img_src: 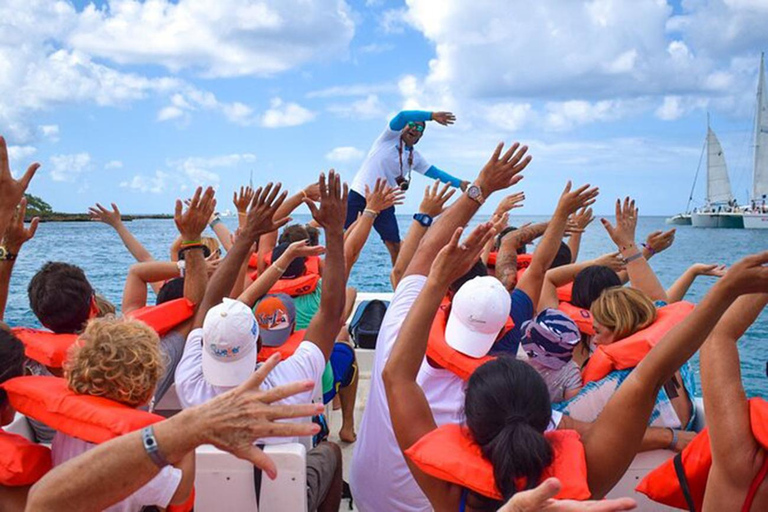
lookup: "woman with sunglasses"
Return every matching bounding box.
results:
[347,110,469,265]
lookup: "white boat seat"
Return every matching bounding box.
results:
[6,413,35,441]
[194,443,307,512]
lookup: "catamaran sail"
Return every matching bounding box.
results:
[744,52,768,228]
[706,128,733,204]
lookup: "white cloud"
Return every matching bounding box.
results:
[484,103,534,132]
[120,171,170,194]
[260,98,315,128]
[170,153,257,185]
[326,146,365,162]
[306,83,396,99]
[328,94,386,119]
[157,90,256,126]
[39,125,60,142]
[49,152,92,182]
[69,0,355,78]
[358,43,394,55]
[105,160,123,169]
[7,146,37,173]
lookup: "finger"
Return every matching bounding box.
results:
[240,352,282,391]
[270,190,288,215]
[318,173,327,201]
[615,198,621,220]
[190,186,203,209]
[237,446,278,480]
[489,142,504,162]
[265,183,282,206]
[562,181,573,195]
[259,378,316,404]
[341,182,349,205]
[96,203,109,214]
[174,199,183,222]
[512,477,561,509]
[271,216,292,231]
[447,227,463,250]
[264,403,326,421]
[501,142,521,163]
[259,183,274,206]
[304,198,320,217]
[601,218,615,235]
[0,136,8,175]
[28,217,40,238]
[588,497,638,511]
[442,188,456,202]
[17,198,27,223]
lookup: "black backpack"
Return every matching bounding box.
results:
[349,299,389,349]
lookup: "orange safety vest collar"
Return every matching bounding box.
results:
[257,329,307,362]
[581,301,695,384]
[405,424,590,501]
[0,430,52,486]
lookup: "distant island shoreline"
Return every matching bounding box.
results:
[21,193,173,222]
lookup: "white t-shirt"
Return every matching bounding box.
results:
[350,275,564,512]
[174,329,326,444]
[350,125,431,196]
[52,432,182,512]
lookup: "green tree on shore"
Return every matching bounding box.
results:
[24,194,53,216]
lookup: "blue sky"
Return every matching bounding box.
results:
[2,0,767,215]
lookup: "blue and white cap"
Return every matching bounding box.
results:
[202,298,259,387]
[521,308,580,370]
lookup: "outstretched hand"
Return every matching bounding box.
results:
[285,239,326,260]
[692,263,727,278]
[197,353,323,479]
[0,136,39,223]
[719,251,768,297]
[601,197,638,251]
[419,180,456,217]
[570,207,594,230]
[3,198,39,253]
[645,229,675,256]
[233,186,255,214]
[304,170,348,233]
[242,183,290,242]
[499,478,637,512]
[88,203,123,227]
[593,252,626,273]
[495,191,526,215]
[556,182,599,219]
[477,142,532,196]
[429,222,496,286]
[365,178,405,213]
[431,111,456,126]
[175,186,216,241]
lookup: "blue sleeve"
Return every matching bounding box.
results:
[424,165,463,188]
[490,289,533,356]
[389,110,433,131]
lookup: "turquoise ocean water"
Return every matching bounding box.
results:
[3,215,767,397]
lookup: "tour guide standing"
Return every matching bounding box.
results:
[347,110,467,263]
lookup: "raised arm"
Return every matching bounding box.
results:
[601,197,668,303]
[192,184,289,329]
[567,207,594,263]
[390,180,455,289]
[537,252,625,311]
[121,262,183,313]
[89,203,155,263]
[25,355,323,512]
[383,224,494,510]
[0,198,38,321]
[238,241,325,307]
[0,136,39,238]
[303,171,348,360]
[344,179,403,279]
[516,183,599,311]
[389,110,443,131]
[666,263,726,303]
[405,141,532,278]
[700,293,768,486]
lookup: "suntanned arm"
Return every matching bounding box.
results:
[537,252,624,311]
[192,184,290,329]
[303,172,347,361]
[121,262,181,314]
[24,358,323,512]
[0,198,38,321]
[88,203,156,267]
[515,183,598,311]
[700,294,768,493]
[209,218,233,252]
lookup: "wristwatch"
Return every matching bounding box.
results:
[413,213,433,227]
[466,184,485,205]
[0,246,17,261]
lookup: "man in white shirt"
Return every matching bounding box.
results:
[175,175,349,512]
[347,110,467,264]
[350,141,539,511]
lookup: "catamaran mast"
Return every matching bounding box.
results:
[754,52,766,201]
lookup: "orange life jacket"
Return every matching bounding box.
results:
[487,252,532,269]
[249,255,322,296]
[126,298,195,336]
[637,398,768,511]
[1,376,163,444]
[0,430,52,486]
[12,328,78,368]
[557,302,595,337]
[425,301,514,382]
[581,301,695,384]
[405,424,590,501]
[257,329,307,362]
[248,252,268,269]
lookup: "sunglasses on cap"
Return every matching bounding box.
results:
[407,121,425,132]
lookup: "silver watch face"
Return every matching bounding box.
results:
[468,185,481,199]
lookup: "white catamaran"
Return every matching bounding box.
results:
[690,121,743,228]
[743,52,768,229]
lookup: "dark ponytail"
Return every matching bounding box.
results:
[465,356,553,503]
[571,265,621,310]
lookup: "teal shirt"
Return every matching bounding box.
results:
[294,282,322,330]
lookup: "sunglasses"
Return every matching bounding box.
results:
[407,122,425,132]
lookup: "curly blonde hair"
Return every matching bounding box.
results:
[65,317,163,407]
[591,287,657,341]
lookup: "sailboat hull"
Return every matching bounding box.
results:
[744,213,768,229]
[666,214,692,225]
[691,212,744,228]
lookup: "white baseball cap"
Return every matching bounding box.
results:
[202,298,259,387]
[445,276,511,358]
